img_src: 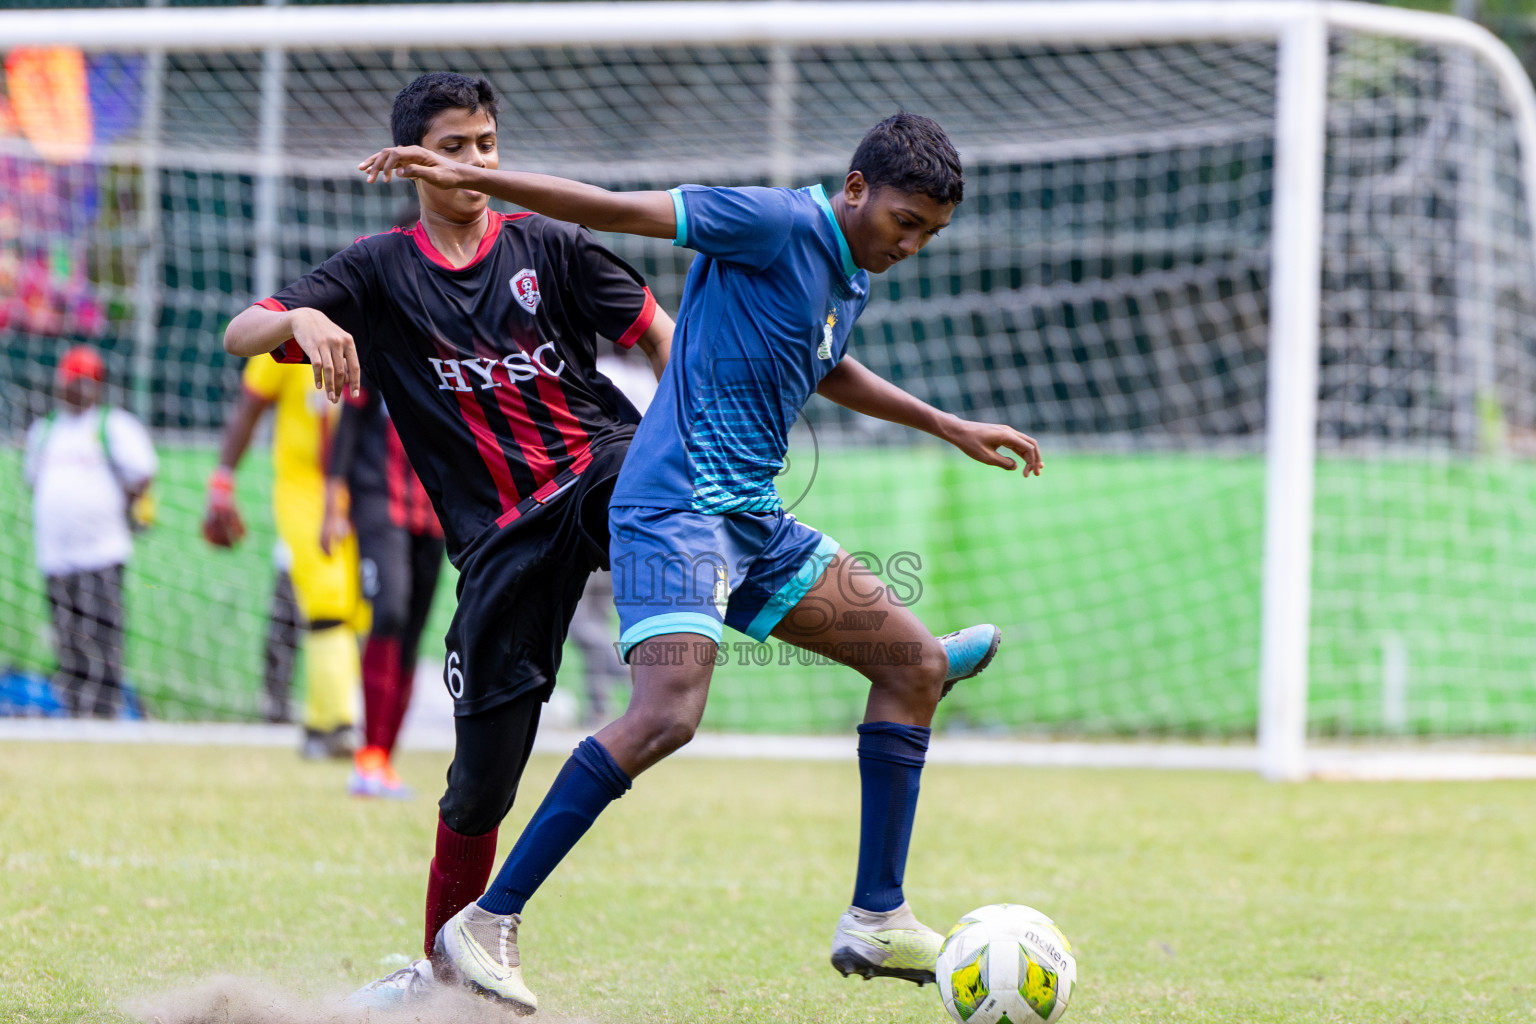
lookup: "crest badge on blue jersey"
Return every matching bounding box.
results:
[818,308,837,360]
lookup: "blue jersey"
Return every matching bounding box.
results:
[611,184,870,514]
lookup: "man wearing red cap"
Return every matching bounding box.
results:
[22,345,158,717]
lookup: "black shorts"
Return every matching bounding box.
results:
[443,440,626,715]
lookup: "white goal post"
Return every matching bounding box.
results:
[4,2,1536,780]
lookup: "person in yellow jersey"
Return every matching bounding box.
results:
[203,355,367,758]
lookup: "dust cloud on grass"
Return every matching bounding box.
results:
[126,975,594,1024]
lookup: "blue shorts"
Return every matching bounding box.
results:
[610,504,840,662]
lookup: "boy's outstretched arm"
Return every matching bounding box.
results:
[358,146,676,239]
[224,305,361,403]
[816,356,1042,477]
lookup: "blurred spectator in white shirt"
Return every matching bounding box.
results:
[23,345,157,717]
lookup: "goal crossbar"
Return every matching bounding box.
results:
[0,1,1510,54]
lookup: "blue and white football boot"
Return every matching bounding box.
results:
[344,958,439,1010]
[939,624,1001,696]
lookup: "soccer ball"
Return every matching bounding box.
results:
[936,904,1076,1024]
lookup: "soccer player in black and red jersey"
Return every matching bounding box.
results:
[222,72,673,1005]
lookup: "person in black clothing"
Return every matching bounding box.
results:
[322,385,446,798]
[222,72,672,1001]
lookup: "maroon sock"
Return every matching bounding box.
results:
[361,635,402,751]
[381,657,417,757]
[424,817,499,959]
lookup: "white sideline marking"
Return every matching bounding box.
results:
[0,718,1259,769]
[0,719,308,747]
[4,719,1536,780]
[1307,750,1536,782]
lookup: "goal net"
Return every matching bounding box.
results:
[2,2,1535,776]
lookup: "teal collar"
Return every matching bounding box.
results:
[807,183,860,280]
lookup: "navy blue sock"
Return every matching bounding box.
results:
[852,721,931,913]
[477,737,631,916]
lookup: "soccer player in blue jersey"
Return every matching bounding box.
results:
[360,112,1041,1010]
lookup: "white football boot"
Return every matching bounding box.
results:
[830,901,944,985]
[433,902,538,1014]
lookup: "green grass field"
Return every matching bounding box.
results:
[4,742,1536,1023]
[7,442,1536,736]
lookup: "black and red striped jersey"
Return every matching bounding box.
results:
[261,211,657,564]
